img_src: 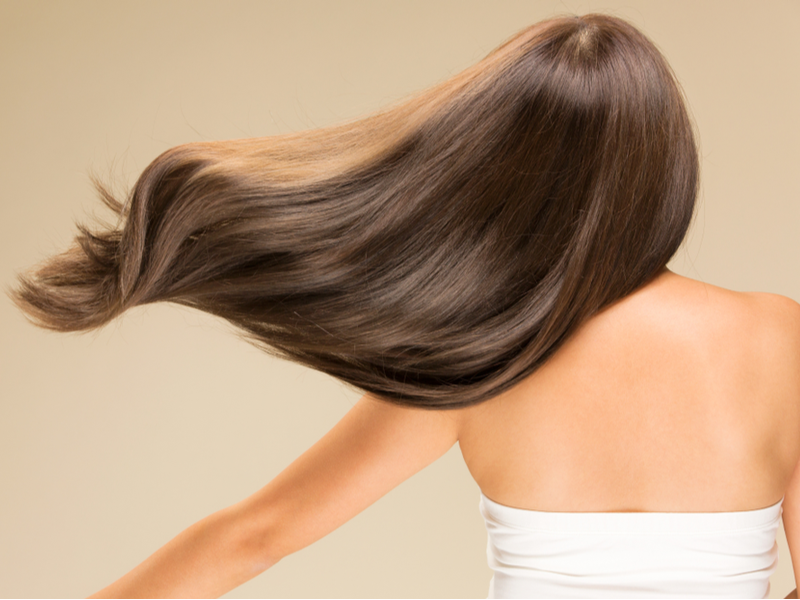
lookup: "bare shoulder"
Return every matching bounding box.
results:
[737,291,800,355]
[583,272,800,388]
[741,290,800,323]
[685,283,800,402]
[650,273,800,342]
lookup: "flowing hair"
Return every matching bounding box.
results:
[11,14,699,409]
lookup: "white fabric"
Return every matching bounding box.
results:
[480,492,783,598]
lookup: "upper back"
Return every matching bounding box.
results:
[456,269,800,513]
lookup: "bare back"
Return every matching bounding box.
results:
[457,269,800,513]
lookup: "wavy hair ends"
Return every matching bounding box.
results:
[12,14,699,409]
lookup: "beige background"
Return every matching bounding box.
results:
[1,0,798,597]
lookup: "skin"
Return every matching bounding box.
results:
[89,269,800,598]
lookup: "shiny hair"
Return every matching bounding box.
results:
[11,14,698,409]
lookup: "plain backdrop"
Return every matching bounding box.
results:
[1,0,798,597]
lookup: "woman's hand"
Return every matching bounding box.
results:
[89,394,461,598]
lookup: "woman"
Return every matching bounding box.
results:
[11,12,800,598]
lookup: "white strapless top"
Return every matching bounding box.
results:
[479,493,783,598]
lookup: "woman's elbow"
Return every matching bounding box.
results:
[221,502,287,573]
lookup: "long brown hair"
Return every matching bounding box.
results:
[11,14,698,409]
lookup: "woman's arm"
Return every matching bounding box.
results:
[778,296,800,600]
[88,504,270,599]
[89,394,461,598]
[783,454,800,600]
